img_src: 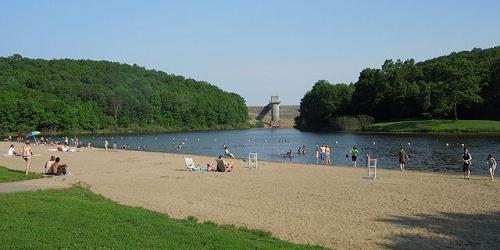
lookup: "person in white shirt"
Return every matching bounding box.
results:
[7,144,17,156]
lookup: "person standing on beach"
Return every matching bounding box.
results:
[398,148,409,171]
[104,140,109,151]
[487,154,496,181]
[325,145,331,165]
[20,140,33,175]
[320,145,326,164]
[315,149,319,164]
[350,146,359,167]
[462,148,472,180]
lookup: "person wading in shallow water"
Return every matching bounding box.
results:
[20,140,33,175]
[398,148,409,171]
[486,154,496,181]
[462,147,472,180]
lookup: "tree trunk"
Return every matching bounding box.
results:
[454,101,458,121]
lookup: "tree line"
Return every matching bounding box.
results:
[295,46,500,131]
[0,54,249,134]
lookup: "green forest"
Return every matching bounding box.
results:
[295,46,500,131]
[0,55,249,134]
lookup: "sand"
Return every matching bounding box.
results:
[1,141,499,249]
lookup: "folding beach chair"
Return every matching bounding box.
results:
[184,157,195,170]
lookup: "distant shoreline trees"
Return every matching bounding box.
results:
[295,46,500,131]
[0,55,249,134]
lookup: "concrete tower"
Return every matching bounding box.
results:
[270,96,280,127]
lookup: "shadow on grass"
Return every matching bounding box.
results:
[0,166,42,183]
[378,211,500,249]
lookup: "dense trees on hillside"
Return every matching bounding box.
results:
[296,46,500,131]
[0,55,248,134]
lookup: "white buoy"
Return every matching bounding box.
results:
[373,142,376,145]
[446,143,449,147]
[408,142,411,146]
[335,141,338,144]
[461,143,465,148]
[214,139,217,142]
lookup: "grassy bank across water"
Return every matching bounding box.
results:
[0,187,322,249]
[367,120,500,134]
[0,166,41,183]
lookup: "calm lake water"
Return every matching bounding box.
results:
[79,128,500,173]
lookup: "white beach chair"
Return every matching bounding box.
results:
[366,155,377,180]
[248,153,258,169]
[184,157,195,170]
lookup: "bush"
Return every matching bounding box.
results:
[331,115,374,131]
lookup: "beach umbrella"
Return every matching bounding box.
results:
[26,131,41,138]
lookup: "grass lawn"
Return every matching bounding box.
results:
[0,187,323,249]
[0,166,42,183]
[367,120,500,133]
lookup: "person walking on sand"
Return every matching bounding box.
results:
[487,154,497,181]
[20,140,33,175]
[350,146,359,168]
[462,147,472,180]
[399,148,409,171]
[104,139,109,151]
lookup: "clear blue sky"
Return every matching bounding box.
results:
[1,0,499,105]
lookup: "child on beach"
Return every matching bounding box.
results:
[487,154,497,181]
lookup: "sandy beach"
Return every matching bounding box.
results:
[1,141,499,249]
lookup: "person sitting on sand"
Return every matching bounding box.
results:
[216,155,234,172]
[44,156,56,174]
[487,154,497,181]
[50,157,69,175]
[7,144,19,156]
[206,163,215,171]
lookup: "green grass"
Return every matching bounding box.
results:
[0,166,42,183]
[0,187,323,249]
[367,120,500,133]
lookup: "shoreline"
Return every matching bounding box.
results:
[1,141,499,249]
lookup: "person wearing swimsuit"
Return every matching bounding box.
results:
[487,154,497,181]
[462,148,472,180]
[20,140,33,175]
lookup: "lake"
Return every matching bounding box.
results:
[78,128,500,173]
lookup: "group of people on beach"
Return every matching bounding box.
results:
[315,145,332,165]
[461,147,497,181]
[5,140,70,176]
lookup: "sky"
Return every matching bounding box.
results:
[1,0,500,105]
